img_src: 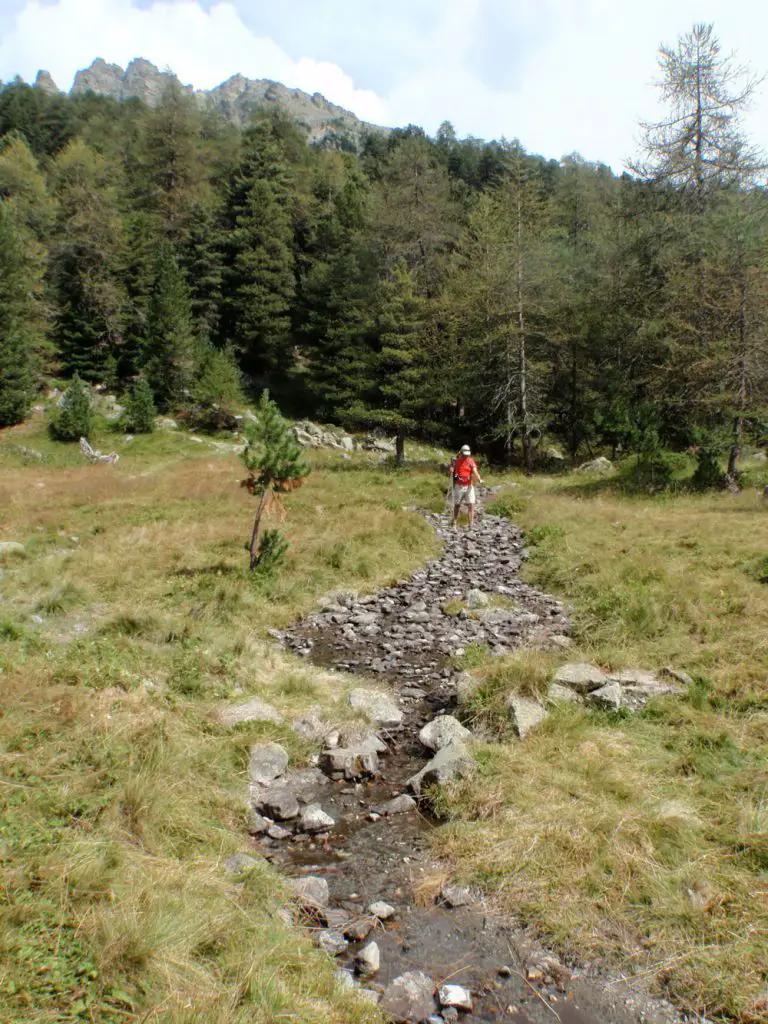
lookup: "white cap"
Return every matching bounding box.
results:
[460,445,471,454]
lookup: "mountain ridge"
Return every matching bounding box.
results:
[33,57,390,151]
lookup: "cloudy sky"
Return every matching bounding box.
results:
[1,0,766,171]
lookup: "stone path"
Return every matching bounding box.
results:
[280,508,571,691]
[225,503,686,1024]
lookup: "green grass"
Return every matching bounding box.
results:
[0,416,445,1024]
[434,476,768,1023]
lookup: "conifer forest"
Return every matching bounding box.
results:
[1,24,767,479]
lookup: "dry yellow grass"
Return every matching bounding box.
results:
[434,476,768,1022]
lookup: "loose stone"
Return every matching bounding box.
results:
[355,940,381,976]
[381,971,437,1023]
[368,900,396,920]
[288,876,329,909]
[419,715,472,752]
[218,697,283,727]
[439,985,474,1011]
[299,804,335,833]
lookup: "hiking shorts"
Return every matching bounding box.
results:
[453,484,476,506]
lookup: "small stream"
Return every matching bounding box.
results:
[252,506,684,1024]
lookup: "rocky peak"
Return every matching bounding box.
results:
[58,57,388,152]
[34,70,60,95]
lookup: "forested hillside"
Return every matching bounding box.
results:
[1,23,766,476]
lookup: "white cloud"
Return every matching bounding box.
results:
[2,0,768,170]
[0,0,389,124]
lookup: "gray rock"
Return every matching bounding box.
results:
[155,416,178,429]
[454,671,478,704]
[610,668,659,686]
[267,825,292,840]
[355,940,380,976]
[507,696,548,739]
[0,542,25,556]
[439,884,474,908]
[576,456,614,474]
[407,741,473,796]
[419,716,472,752]
[348,688,404,728]
[258,787,300,821]
[319,747,379,780]
[661,666,694,687]
[248,811,270,834]
[381,971,436,1023]
[249,742,289,785]
[547,682,582,704]
[368,900,396,920]
[466,588,490,608]
[34,69,60,94]
[219,697,283,727]
[318,930,349,957]
[587,681,623,710]
[223,853,259,874]
[334,968,356,990]
[553,663,608,694]
[372,794,417,816]
[344,917,375,942]
[300,804,335,833]
[288,875,329,909]
[290,711,326,740]
[356,988,381,1005]
[439,984,474,1011]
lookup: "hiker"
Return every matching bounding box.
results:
[450,444,483,528]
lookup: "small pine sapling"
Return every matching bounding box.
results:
[240,391,309,571]
[123,375,156,433]
[51,374,93,441]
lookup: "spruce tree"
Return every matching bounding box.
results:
[51,373,92,441]
[50,139,127,383]
[363,260,431,463]
[191,344,242,431]
[122,375,156,434]
[143,241,195,411]
[240,391,308,571]
[221,119,296,376]
[0,202,35,426]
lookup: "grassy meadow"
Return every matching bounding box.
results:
[2,415,767,1023]
[0,416,444,1024]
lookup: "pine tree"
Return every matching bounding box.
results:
[364,260,431,463]
[240,391,309,570]
[50,139,127,383]
[143,241,195,411]
[221,119,296,376]
[190,344,242,431]
[122,375,156,434]
[51,373,92,441]
[0,202,35,426]
[135,82,207,241]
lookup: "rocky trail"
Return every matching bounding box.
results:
[224,503,688,1024]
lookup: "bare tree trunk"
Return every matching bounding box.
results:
[727,275,748,478]
[248,487,270,570]
[395,427,405,465]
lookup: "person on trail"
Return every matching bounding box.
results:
[450,444,483,529]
